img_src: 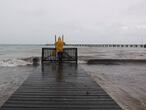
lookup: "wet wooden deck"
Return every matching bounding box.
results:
[0,63,122,110]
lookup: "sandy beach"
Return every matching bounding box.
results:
[79,47,146,110]
[0,66,36,107]
[81,63,146,110]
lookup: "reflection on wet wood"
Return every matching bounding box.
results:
[0,63,122,110]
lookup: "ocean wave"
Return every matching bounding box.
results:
[0,56,88,67]
[0,57,40,67]
[78,60,87,64]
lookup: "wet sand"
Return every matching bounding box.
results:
[0,66,35,107]
[78,47,146,110]
[81,63,146,110]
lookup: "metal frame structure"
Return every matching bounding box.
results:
[42,48,78,63]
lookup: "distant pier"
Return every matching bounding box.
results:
[47,44,146,48]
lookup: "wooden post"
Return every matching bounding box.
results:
[62,35,64,42]
[55,35,57,43]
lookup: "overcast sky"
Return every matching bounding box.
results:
[0,0,146,44]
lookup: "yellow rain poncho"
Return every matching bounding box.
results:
[55,37,64,53]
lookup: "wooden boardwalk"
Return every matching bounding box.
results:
[0,63,122,110]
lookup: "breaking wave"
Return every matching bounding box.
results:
[0,57,40,67]
[0,56,88,67]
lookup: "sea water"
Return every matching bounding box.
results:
[0,44,46,66]
[0,44,146,108]
[0,44,146,66]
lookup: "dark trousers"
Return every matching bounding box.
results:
[58,52,63,62]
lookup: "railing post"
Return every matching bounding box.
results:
[76,48,78,64]
[41,48,44,64]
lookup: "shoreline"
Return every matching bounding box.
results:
[81,63,146,110]
[0,62,146,110]
[0,66,35,107]
[87,59,146,64]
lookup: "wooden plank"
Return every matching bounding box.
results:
[0,63,122,110]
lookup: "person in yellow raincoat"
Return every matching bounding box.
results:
[55,37,64,61]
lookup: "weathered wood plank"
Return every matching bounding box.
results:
[0,63,122,110]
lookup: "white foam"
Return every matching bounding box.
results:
[0,58,32,67]
[78,60,87,64]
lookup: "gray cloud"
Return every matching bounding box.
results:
[0,0,146,44]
